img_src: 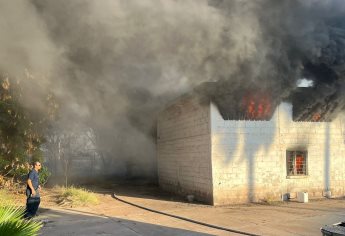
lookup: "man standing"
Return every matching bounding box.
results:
[24,161,41,219]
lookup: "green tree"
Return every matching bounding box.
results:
[0,74,57,182]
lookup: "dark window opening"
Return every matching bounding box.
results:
[286,151,308,176]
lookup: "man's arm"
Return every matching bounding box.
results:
[27,178,36,196]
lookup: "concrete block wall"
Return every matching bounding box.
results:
[211,102,345,205]
[279,104,345,199]
[157,96,213,203]
[210,102,282,204]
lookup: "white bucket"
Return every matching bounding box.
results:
[297,192,308,203]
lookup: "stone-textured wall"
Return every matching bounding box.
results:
[157,96,213,203]
[211,102,345,205]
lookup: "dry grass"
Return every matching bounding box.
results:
[55,186,99,207]
[0,189,15,207]
[0,189,23,207]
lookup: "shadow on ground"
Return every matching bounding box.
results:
[80,181,198,205]
[38,207,213,236]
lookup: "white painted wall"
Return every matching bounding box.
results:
[211,102,345,205]
[157,96,213,203]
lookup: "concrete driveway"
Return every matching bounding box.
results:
[38,186,345,236]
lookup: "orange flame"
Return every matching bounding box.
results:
[243,92,271,120]
[312,113,321,121]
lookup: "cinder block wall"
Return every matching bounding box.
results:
[211,102,345,205]
[278,104,345,199]
[157,96,213,203]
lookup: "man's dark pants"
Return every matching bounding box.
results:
[24,188,40,219]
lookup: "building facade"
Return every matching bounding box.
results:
[157,95,345,205]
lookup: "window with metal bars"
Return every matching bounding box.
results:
[286,151,308,176]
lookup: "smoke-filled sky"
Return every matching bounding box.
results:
[0,0,344,177]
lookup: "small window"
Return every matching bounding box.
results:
[286,151,308,176]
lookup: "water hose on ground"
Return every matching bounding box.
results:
[112,193,262,236]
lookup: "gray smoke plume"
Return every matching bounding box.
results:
[0,0,344,178]
[203,0,345,120]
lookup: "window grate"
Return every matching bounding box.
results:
[286,151,307,176]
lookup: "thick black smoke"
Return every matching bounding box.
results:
[0,0,344,178]
[201,0,345,120]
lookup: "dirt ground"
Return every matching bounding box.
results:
[33,184,345,236]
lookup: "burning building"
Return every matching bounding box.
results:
[157,86,345,205]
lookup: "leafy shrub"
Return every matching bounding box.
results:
[0,205,42,236]
[38,166,51,186]
[0,189,42,235]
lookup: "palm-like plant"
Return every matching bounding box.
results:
[0,205,42,236]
